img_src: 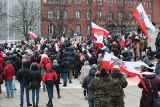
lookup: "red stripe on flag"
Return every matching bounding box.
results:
[92,28,109,37]
[133,9,151,41]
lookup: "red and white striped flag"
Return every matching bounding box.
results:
[54,43,59,52]
[60,36,65,44]
[101,52,148,91]
[29,31,37,40]
[133,3,155,41]
[91,22,109,49]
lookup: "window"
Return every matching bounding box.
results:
[87,25,91,34]
[63,10,68,19]
[86,11,91,20]
[108,11,113,21]
[128,0,133,7]
[118,12,122,20]
[47,0,53,3]
[55,10,60,19]
[48,10,53,19]
[97,0,102,5]
[75,10,80,19]
[147,13,151,20]
[48,24,55,34]
[75,0,81,4]
[75,24,81,34]
[86,0,91,5]
[98,11,102,19]
[128,12,132,20]
[118,0,123,6]
[108,0,113,6]
[147,1,152,8]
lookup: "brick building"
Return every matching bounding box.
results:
[41,0,160,37]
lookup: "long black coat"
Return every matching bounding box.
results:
[138,74,160,107]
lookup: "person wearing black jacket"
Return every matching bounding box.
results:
[52,59,61,98]
[28,62,42,107]
[61,58,70,87]
[16,61,32,107]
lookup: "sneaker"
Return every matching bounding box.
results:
[63,84,67,87]
[11,96,14,98]
[27,104,32,106]
[58,96,61,99]
[47,103,53,107]
[20,104,23,107]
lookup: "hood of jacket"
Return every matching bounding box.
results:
[45,63,52,70]
[89,64,97,76]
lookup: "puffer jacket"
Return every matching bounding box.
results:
[3,64,15,81]
[0,53,4,70]
[138,73,160,107]
[42,63,57,86]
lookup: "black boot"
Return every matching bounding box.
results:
[47,102,53,107]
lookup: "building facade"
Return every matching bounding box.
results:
[41,0,160,37]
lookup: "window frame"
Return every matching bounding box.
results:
[48,10,53,19]
[75,10,81,19]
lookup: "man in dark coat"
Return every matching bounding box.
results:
[17,61,32,107]
[138,70,160,107]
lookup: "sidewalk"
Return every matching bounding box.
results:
[0,78,142,107]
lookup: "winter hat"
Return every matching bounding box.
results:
[52,59,59,66]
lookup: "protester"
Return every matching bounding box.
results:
[42,63,57,107]
[80,61,90,99]
[88,69,113,107]
[138,68,160,107]
[28,62,42,107]
[0,68,3,95]
[110,70,128,107]
[61,58,70,87]
[16,61,32,106]
[52,59,61,98]
[82,64,97,107]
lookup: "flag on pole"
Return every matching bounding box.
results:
[29,31,37,40]
[54,43,59,52]
[133,3,155,41]
[101,52,150,91]
[91,22,109,37]
[91,22,109,49]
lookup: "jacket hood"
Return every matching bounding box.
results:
[6,64,13,69]
[45,63,52,70]
[89,64,97,76]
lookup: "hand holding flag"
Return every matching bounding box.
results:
[29,31,38,40]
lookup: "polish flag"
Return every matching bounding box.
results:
[54,43,59,52]
[60,36,65,44]
[91,22,109,49]
[119,35,125,48]
[133,3,155,41]
[29,31,37,40]
[86,50,92,60]
[101,52,148,91]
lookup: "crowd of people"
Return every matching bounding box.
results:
[0,27,160,107]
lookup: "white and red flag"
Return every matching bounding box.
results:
[133,3,155,41]
[54,43,59,52]
[29,31,37,40]
[91,22,109,49]
[101,52,148,90]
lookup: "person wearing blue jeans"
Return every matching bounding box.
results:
[32,88,40,107]
[88,99,94,107]
[63,73,68,87]
[46,85,53,103]
[20,84,31,106]
[16,61,32,107]
[5,80,14,98]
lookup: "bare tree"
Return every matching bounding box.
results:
[11,0,40,41]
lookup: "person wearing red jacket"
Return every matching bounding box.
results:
[42,63,57,107]
[3,60,15,98]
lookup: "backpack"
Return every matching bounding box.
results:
[148,79,160,107]
[155,63,160,73]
